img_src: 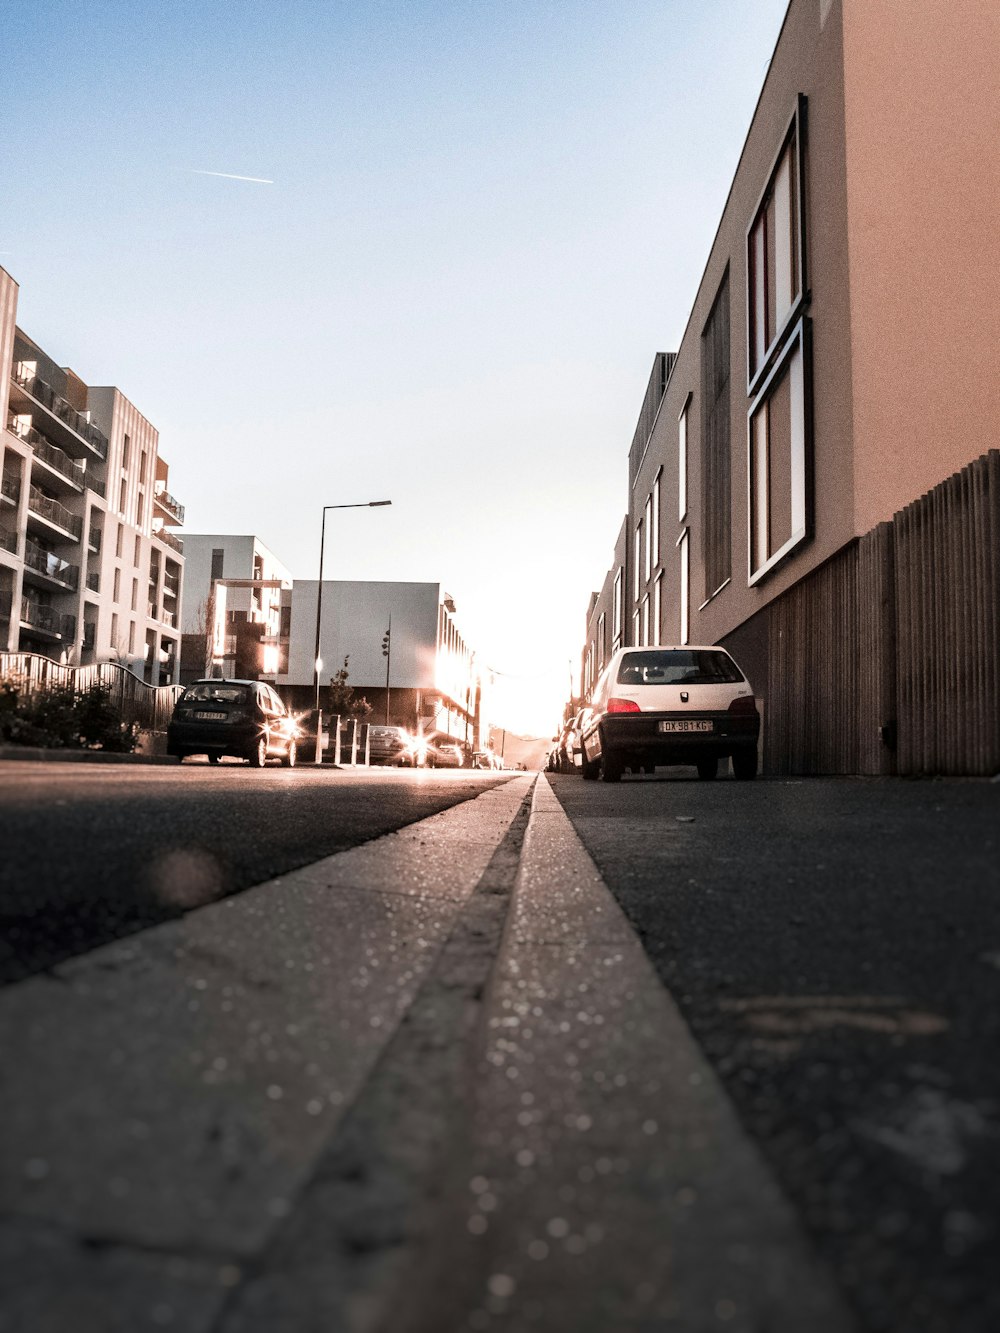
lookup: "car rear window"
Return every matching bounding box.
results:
[616,650,744,685]
[182,683,251,704]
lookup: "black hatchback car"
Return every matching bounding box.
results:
[167,679,300,767]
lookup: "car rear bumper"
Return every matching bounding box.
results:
[586,710,759,763]
[167,720,257,756]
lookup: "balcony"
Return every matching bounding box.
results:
[11,367,109,460]
[88,527,102,554]
[27,486,83,541]
[153,483,185,526]
[1,475,19,506]
[85,570,100,594]
[0,529,17,555]
[8,415,89,494]
[0,590,11,621]
[20,599,76,641]
[23,539,79,591]
[153,527,183,555]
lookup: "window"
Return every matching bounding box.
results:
[110,611,118,649]
[131,578,138,612]
[139,450,147,482]
[644,495,652,583]
[115,522,124,558]
[678,399,689,522]
[678,529,690,645]
[134,534,141,564]
[652,470,661,568]
[702,271,731,599]
[597,611,606,669]
[632,610,640,646]
[112,567,121,603]
[633,523,642,601]
[122,434,131,470]
[641,596,650,647]
[118,478,127,516]
[653,573,662,645]
[128,621,135,654]
[748,99,806,390]
[748,318,811,582]
[612,570,622,651]
[210,548,225,581]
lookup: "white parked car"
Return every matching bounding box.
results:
[578,646,760,782]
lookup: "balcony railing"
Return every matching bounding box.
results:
[27,486,83,540]
[153,483,185,525]
[88,527,102,554]
[1,475,20,506]
[0,528,17,554]
[12,367,109,459]
[154,527,183,555]
[0,591,11,621]
[23,540,79,590]
[20,599,76,640]
[160,607,177,629]
[8,414,89,492]
[86,570,100,593]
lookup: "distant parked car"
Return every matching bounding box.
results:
[579,646,760,782]
[426,736,465,768]
[367,725,410,766]
[168,679,300,767]
[472,751,500,770]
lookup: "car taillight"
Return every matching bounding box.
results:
[728,694,758,716]
[607,697,641,714]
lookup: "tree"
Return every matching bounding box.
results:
[327,655,372,719]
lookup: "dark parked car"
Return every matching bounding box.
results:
[579,646,760,782]
[167,679,300,767]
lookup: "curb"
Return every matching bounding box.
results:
[0,746,178,766]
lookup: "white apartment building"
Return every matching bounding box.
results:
[180,534,292,682]
[0,267,184,683]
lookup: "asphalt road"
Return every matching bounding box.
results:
[0,761,513,986]
[549,769,1000,1333]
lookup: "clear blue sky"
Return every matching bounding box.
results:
[3,0,788,734]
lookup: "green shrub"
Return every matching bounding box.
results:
[0,679,139,752]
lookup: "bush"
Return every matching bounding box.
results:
[0,679,139,752]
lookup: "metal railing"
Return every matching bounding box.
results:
[12,368,109,459]
[0,652,182,730]
[88,527,102,553]
[154,527,183,554]
[1,475,20,506]
[0,591,11,620]
[8,415,87,491]
[0,529,17,554]
[27,486,83,540]
[20,600,76,640]
[86,570,100,593]
[23,539,79,590]
[153,484,185,524]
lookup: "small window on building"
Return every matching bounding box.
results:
[653,573,662,646]
[644,495,652,583]
[641,595,650,647]
[110,611,118,650]
[634,522,643,601]
[139,450,147,482]
[115,522,124,559]
[701,269,731,600]
[134,534,141,564]
[131,578,138,612]
[652,470,661,569]
[613,569,622,645]
[122,434,131,470]
[211,548,225,581]
[678,529,690,645]
[118,477,127,516]
[632,609,640,646]
[128,621,136,654]
[678,398,689,522]
[112,568,121,603]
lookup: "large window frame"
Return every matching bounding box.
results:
[746,96,808,397]
[746,315,813,585]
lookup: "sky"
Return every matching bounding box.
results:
[2,0,788,736]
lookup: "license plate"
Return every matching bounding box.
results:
[195,711,223,721]
[659,720,713,733]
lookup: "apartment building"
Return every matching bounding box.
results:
[179,534,292,683]
[582,0,1000,774]
[279,579,488,748]
[0,268,184,683]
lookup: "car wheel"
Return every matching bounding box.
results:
[732,748,758,780]
[696,757,718,781]
[599,748,623,783]
[207,753,221,765]
[283,739,297,769]
[174,752,187,763]
[248,735,268,768]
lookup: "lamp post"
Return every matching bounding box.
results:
[312,500,392,763]
[381,614,392,725]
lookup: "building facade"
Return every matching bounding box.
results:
[0,268,184,683]
[179,534,292,683]
[582,0,1000,774]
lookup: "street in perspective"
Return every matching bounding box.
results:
[2,1,999,1331]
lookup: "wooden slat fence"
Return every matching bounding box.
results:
[764,450,999,775]
[0,653,182,733]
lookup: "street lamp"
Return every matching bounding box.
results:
[312,500,392,762]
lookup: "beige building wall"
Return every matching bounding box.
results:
[842,0,1000,533]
